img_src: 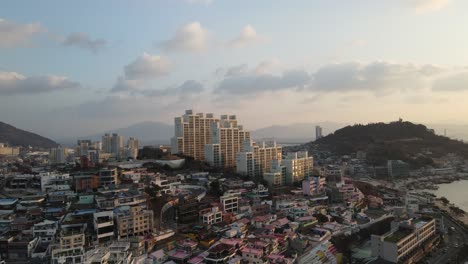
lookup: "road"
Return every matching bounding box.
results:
[427,213,468,264]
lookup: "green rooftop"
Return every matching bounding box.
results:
[384,229,411,243]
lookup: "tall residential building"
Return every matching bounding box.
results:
[263,159,287,187]
[171,110,219,160]
[236,139,282,178]
[127,137,139,159]
[76,140,92,157]
[102,134,112,153]
[205,115,250,168]
[315,126,323,140]
[50,146,67,164]
[102,133,124,158]
[283,151,313,184]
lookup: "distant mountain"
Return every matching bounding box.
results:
[59,121,173,146]
[309,121,468,168]
[0,121,58,149]
[251,122,347,143]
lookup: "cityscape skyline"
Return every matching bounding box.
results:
[2,0,468,139]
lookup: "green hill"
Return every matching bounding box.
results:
[315,121,468,168]
[0,121,58,149]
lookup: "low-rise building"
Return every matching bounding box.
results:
[371,218,436,263]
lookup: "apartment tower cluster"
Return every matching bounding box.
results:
[171,110,314,185]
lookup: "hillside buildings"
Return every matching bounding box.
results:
[387,160,410,178]
[0,143,20,156]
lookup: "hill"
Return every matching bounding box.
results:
[0,121,58,149]
[314,121,468,168]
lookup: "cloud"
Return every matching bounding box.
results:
[311,62,435,95]
[225,64,249,77]
[0,18,46,48]
[255,58,281,75]
[229,25,264,48]
[145,80,204,97]
[216,70,311,95]
[432,72,468,91]
[62,32,107,53]
[160,22,209,52]
[215,61,444,96]
[124,53,171,80]
[0,71,80,95]
[411,0,450,14]
[111,53,171,93]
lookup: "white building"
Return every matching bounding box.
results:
[283,151,313,184]
[171,110,219,161]
[263,159,287,187]
[205,115,250,168]
[220,192,241,213]
[302,176,326,196]
[40,172,70,193]
[236,139,282,178]
[93,211,114,244]
[200,207,223,225]
[371,218,436,263]
[33,220,58,242]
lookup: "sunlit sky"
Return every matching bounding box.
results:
[1,0,468,139]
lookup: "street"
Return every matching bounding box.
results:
[427,214,468,264]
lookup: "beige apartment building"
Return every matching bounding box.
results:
[236,139,282,178]
[205,115,250,168]
[283,151,313,184]
[171,110,219,161]
[114,205,154,239]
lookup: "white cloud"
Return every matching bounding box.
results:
[160,22,209,52]
[229,25,264,48]
[411,0,450,14]
[124,53,171,80]
[62,32,107,53]
[215,61,448,96]
[111,53,171,92]
[432,71,468,91]
[0,18,46,48]
[255,58,281,75]
[0,71,80,95]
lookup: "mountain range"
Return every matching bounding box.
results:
[56,120,468,146]
[0,121,58,149]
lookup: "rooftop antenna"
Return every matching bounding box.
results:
[444,129,447,137]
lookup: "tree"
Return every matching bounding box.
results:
[440,196,449,205]
[209,180,223,197]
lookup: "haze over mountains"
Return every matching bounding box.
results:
[4,119,466,148]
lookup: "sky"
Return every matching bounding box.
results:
[1,0,468,139]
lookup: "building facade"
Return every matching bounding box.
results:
[205,115,250,168]
[371,218,436,263]
[283,151,313,184]
[236,139,282,178]
[171,110,219,161]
